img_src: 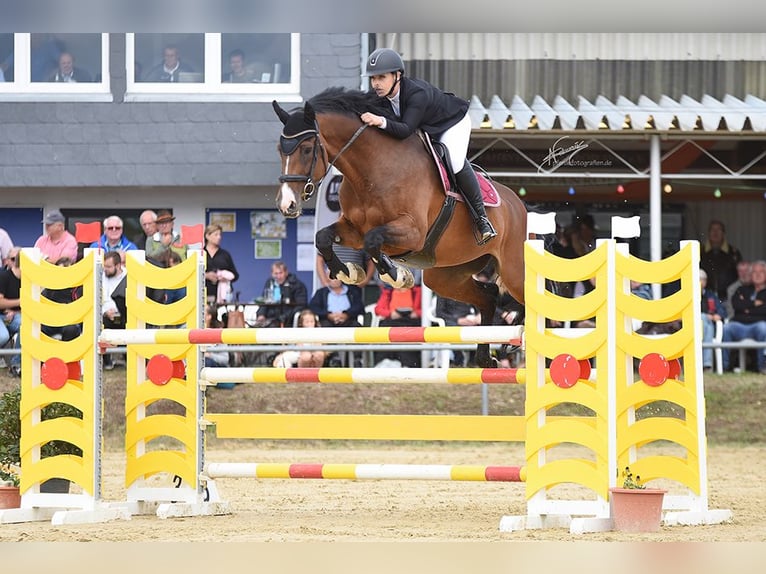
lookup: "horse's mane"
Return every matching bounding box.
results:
[308,86,391,118]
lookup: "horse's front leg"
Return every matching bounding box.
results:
[363,220,420,290]
[315,219,367,285]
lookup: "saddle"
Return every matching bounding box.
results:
[418,132,501,208]
[389,132,498,269]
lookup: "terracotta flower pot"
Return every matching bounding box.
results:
[0,484,21,509]
[609,487,666,532]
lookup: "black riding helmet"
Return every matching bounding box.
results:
[364,48,404,76]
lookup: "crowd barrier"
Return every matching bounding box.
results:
[0,218,732,533]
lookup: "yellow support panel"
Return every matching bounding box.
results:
[206,413,527,442]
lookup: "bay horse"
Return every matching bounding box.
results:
[273,87,527,367]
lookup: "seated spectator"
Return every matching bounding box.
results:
[724,260,752,319]
[35,209,78,263]
[143,44,195,83]
[254,261,308,328]
[101,251,127,370]
[222,49,256,83]
[0,246,22,376]
[90,215,138,263]
[374,284,422,368]
[722,259,766,374]
[204,223,239,305]
[48,51,92,82]
[699,269,726,372]
[309,276,364,328]
[41,257,82,342]
[203,304,235,389]
[272,309,328,368]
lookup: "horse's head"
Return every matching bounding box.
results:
[273,100,326,218]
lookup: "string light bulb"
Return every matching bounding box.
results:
[663,183,672,193]
[518,187,527,197]
[568,186,576,196]
[714,188,722,198]
[616,184,625,194]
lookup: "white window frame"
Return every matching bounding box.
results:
[125,33,302,103]
[0,33,112,102]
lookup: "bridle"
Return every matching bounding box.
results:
[278,118,367,202]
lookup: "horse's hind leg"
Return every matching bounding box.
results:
[424,264,500,368]
[316,220,366,285]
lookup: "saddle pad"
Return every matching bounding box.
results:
[420,131,501,208]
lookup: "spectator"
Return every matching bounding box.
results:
[101,251,127,370]
[0,246,22,376]
[255,261,308,328]
[145,210,186,266]
[143,44,194,83]
[0,227,14,267]
[222,49,256,83]
[435,295,479,366]
[722,259,766,374]
[163,250,187,305]
[34,209,78,263]
[700,219,742,302]
[48,51,92,83]
[309,276,364,328]
[89,215,138,263]
[133,210,157,250]
[374,284,422,368]
[570,214,598,257]
[272,309,328,368]
[41,257,82,342]
[699,268,726,372]
[724,260,752,320]
[204,223,239,305]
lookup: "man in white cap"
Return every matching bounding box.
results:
[34,209,78,263]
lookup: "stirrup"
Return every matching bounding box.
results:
[475,217,497,246]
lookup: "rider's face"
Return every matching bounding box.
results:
[370,72,399,97]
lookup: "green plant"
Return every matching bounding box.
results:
[0,388,83,487]
[620,465,645,489]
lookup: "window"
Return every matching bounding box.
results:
[126,33,301,102]
[0,33,111,101]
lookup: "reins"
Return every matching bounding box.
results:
[279,120,367,202]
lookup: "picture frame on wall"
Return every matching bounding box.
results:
[209,211,237,232]
[254,239,282,259]
[251,210,287,238]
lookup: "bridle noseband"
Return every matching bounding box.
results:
[278,120,367,202]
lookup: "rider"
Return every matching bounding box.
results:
[359,48,497,246]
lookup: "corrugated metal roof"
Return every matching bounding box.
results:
[468,93,766,132]
[380,33,766,61]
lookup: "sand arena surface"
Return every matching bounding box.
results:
[0,443,763,542]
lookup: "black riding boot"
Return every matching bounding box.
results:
[455,161,497,245]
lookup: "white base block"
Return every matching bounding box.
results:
[0,507,58,524]
[156,501,231,519]
[51,505,132,525]
[663,509,733,526]
[569,517,613,534]
[499,514,573,532]
[0,503,130,525]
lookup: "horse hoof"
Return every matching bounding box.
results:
[393,267,415,289]
[340,263,365,285]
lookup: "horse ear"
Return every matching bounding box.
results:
[272,100,291,126]
[304,102,316,124]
